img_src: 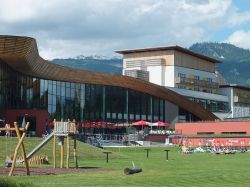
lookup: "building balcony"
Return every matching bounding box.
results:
[175,77,219,89]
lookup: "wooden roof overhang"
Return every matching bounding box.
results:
[0,35,218,121]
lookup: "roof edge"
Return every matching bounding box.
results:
[115,45,221,64]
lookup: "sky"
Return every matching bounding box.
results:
[1,0,250,59]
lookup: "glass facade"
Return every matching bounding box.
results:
[0,60,171,123]
[189,97,229,113]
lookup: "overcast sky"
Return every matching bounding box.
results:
[1,0,250,59]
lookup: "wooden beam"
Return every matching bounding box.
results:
[9,123,29,176]
[60,140,64,168]
[66,121,70,168]
[14,122,30,176]
[53,133,56,168]
[66,134,70,169]
[0,128,24,131]
[73,122,78,168]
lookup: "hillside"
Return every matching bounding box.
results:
[52,55,122,74]
[189,42,250,87]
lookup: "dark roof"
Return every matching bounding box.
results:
[116,45,221,64]
[220,84,250,91]
[0,35,218,121]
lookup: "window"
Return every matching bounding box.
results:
[194,75,200,80]
[178,85,186,89]
[207,78,212,83]
[194,86,199,91]
[178,73,186,78]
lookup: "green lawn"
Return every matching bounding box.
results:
[0,137,250,187]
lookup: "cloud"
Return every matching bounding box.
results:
[1,0,250,59]
[38,38,122,59]
[226,30,250,49]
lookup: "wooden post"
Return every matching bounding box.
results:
[14,122,30,176]
[73,121,78,168]
[66,121,70,168]
[9,123,29,176]
[53,119,56,168]
[60,137,64,168]
[53,133,56,168]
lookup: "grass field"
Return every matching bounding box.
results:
[0,136,250,187]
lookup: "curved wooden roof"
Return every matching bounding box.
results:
[0,35,218,121]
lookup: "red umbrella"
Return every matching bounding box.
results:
[132,120,150,133]
[94,121,106,128]
[150,121,170,127]
[132,120,150,126]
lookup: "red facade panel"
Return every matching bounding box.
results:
[0,109,50,137]
[175,121,250,135]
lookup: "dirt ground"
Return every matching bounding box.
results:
[0,166,107,176]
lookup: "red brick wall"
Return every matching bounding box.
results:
[144,134,168,143]
[0,109,50,137]
[175,121,250,135]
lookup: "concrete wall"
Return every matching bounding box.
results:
[164,66,175,87]
[165,100,179,128]
[148,66,162,85]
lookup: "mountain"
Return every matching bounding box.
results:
[52,55,123,74]
[189,42,250,87]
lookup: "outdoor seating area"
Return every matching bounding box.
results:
[179,145,249,155]
[77,120,173,147]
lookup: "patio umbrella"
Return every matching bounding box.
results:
[132,120,150,132]
[132,120,150,126]
[149,121,170,133]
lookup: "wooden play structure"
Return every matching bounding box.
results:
[53,119,78,169]
[0,122,30,176]
[1,119,78,176]
[8,155,49,165]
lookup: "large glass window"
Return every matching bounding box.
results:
[0,60,186,123]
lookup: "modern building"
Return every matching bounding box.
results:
[116,46,230,119]
[219,84,250,118]
[0,35,217,136]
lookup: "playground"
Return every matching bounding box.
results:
[0,120,78,176]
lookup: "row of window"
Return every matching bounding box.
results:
[177,85,213,93]
[189,98,229,113]
[178,73,213,82]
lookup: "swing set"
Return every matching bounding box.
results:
[0,122,30,176]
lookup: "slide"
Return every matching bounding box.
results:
[26,132,54,159]
[7,132,55,164]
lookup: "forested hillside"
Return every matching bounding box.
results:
[190,42,250,87]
